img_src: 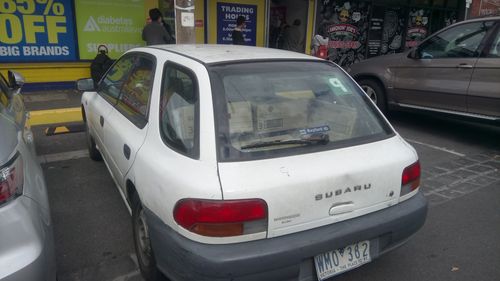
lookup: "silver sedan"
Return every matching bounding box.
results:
[0,72,56,281]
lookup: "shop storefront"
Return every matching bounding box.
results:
[0,0,465,88]
[313,0,464,68]
[0,0,159,89]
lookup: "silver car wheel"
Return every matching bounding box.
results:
[362,85,378,104]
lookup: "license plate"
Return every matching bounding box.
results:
[314,240,371,280]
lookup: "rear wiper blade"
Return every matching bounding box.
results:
[241,133,329,150]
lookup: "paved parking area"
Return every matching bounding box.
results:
[27,90,500,281]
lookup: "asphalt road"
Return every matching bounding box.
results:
[30,93,500,281]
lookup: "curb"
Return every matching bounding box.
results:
[29,107,82,126]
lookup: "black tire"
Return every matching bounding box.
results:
[85,122,102,161]
[132,196,165,281]
[358,79,387,113]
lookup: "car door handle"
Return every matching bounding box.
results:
[100,116,104,127]
[123,144,131,160]
[457,63,473,69]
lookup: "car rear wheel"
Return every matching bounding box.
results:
[85,122,102,161]
[132,197,166,281]
[359,79,387,113]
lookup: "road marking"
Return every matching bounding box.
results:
[406,138,466,157]
[29,107,82,126]
[38,149,88,164]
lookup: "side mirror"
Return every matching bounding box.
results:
[407,48,420,60]
[8,71,25,89]
[77,78,96,91]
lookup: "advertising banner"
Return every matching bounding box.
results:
[315,1,371,68]
[0,0,77,62]
[75,0,145,60]
[405,9,430,49]
[368,6,405,58]
[216,2,257,46]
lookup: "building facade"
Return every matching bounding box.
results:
[0,0,467,89]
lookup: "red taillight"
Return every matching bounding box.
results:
[174,199,268,237]
[401,161,420,196]
[0,154,23,205]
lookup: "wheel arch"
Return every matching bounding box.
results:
[126,179,139,207]
[353,74,387,92]
[353,74,390,110]
[81,105,87,123]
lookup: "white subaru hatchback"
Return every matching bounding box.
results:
[78,45,427,281]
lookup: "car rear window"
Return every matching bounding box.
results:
[208,60,394,162]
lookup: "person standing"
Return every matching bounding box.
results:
[142,8,172,45]
[232,16,246,45]
[283,19,304,52]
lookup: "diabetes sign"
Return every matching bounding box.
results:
[0,0,77,62]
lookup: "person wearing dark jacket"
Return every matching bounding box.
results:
[232,16,246,45]
[142,8,172,45]
[283,19,304,52]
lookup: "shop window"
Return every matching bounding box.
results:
[446,0,458,8]
[432,0,445,7]
[411,0,431,6]
[368,6,406,57]
[314,1,372,67]
[406,8,432,48]
[159,0,176,43]
[373,0,409,4]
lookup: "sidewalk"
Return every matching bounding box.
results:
[24,89,83,126]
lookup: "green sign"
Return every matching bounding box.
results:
[75,0,145,59]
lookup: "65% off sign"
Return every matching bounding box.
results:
[0,0,77,61]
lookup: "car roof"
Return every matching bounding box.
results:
[467,15,500,21]
[454,16,500,25]
[144,44,322,65]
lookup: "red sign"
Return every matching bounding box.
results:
[195,19,204,28]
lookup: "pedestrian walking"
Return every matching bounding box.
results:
[232,16,246,45]
[142,8,172,45]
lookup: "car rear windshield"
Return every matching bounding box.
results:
[208,60,394,162]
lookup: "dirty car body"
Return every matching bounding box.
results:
[80,45,427,281]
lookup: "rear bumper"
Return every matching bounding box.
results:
[0,196,56,281]
[147,192,428,281]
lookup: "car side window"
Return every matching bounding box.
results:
[115,55,155,128]
[160,63,199,158]
[419,21,494,59]
[487,26,500,58]
[98,56,134,105]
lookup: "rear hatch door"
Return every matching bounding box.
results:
[218,136,416,238]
